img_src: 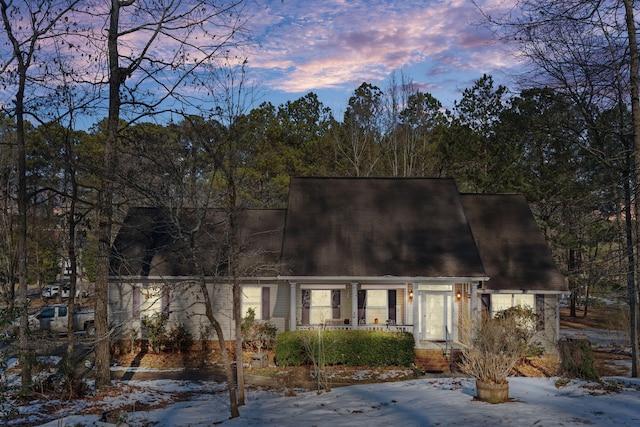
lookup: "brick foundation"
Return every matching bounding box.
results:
[414,348,461,372]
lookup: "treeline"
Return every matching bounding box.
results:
[0,74,628,305]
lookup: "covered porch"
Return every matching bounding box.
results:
[285,280,481,349]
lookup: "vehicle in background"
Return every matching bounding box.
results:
[41,285,85,299]
[8,303,95,336]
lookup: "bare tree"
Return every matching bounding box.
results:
[91,0,249,389]
[335,82,384,176]
[475,0,640,377]
[0,0,82,393]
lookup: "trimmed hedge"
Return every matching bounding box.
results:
[275,330,415,367]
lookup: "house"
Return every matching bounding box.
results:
[108,177,567,370]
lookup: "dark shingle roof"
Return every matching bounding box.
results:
[109,179,566,293]
[110,207,285,278]
[460,194,567,292]
[280,177,486,278]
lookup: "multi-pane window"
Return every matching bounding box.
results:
[242,286,271,320]
[357,289,397,324]
[366,289,387,324]
[301,289,341,324]
[490,294,535,317]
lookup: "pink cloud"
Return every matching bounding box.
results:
[247,0,518,95]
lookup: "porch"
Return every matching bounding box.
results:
[296,321,413,334]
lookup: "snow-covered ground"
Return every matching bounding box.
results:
[2,315,638,427]
[23,375,640,427]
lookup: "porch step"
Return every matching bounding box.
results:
[414,348,460,372]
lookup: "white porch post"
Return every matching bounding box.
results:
[351,282,358,329]
[412,282,419,342]
[289,282,297,331]
[471,282,479,338]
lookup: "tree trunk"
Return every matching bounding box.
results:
[200,282,239,418]
[229,179,245,406]
[66,170,78,364]
[623,0,640,378]
[94,0,122,389]
[15,62,32,393]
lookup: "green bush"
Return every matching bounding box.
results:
[559,338,599,381]
[165,324,194,353]
[142,314,168,354]
[275,330,414,367]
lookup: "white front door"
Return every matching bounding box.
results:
[420,291,452,340]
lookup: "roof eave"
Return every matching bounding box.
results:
[277,275,490,283]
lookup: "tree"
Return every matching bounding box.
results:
[396,89,448,177]
[450,74,509,192]
[0,114,17,305]
[92,0,249,389]
[476,0,640,377]
[335,82,384,176]
[0,0,82,393]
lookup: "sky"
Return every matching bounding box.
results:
[242,0,520,115]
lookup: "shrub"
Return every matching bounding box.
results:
[558,338,599,380]
[275,330,414,367]
[142,314,168,354]
[460,307,539,385]
[165,324,194,353]
[241,308,277,352]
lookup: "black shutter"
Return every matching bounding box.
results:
[536,294,545,330]
[358,290,366,324]
[388,290,397,323]
[332,290,341,319]
[262,287,270,320]
[481,294,491,319]
[302,289,310,324]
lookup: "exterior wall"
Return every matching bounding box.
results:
[109,282,137,336]
[532,294,561,354]
[272,282,291,331]
[108,281,235,341]
[167,281,234,341]
[109,281,562,358]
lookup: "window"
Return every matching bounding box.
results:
[301,289,340,324]
[242,286,271,320]
[367,290,387,324]
[141,286,164,318]
[357,290,397,324]
[490,294,535,317]
[38,307,55,319]
[490,293,539,330]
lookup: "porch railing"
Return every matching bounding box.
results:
[444,325,454,371]
[296,323,412,333]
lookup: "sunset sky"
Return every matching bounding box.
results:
[243,0,521,113]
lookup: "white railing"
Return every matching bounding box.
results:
[296,324,412,333]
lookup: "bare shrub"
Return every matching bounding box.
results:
[460,307,538,384]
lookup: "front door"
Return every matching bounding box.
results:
[420,291,452,340]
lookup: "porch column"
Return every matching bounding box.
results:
[351,282,358,329]
[412,282,418,332]
[289,282,297,331]
[471,282,479,337]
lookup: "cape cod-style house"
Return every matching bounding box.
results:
[108,177,567,370]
